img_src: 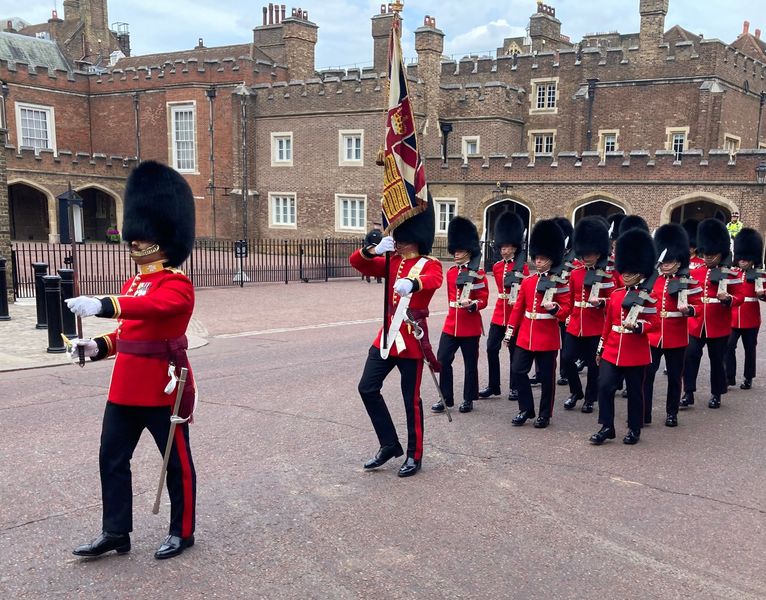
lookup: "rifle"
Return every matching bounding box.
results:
[583,254,610,303]
[667,266,699,306]
[709,256,738,296]
[621,248,666,329]
[456,253,482,305]
[502,229,527,305]
[745,267,766,294]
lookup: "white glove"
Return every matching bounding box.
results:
[67,338,99,361]
[393,278,414,296]
[65,296,102,318]
[374,235,396,255]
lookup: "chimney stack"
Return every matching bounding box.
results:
[263,6,268,26]
[757,29,762,39]
[744,21,750,35]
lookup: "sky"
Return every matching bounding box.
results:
[2,0,763,69]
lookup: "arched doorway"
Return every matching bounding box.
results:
[573,199,626,224]
[483,199,532,271]
[669,199,729,224]
[9,183,51,241]
[77,187,118,241]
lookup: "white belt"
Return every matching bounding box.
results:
[497,293,510,300]
[449,301,461,308]
[574,301,598,308]
[612,325,636,334]
[525,311,556,320]
[659,311,683,318]
[744,297,759,303]
[701,297,720,304]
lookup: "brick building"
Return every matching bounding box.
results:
[2,0,766,259]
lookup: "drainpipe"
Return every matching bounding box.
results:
[585,78,599,152]
[132,92,141,161]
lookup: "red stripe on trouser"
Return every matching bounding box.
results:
[174,427,194,538]
[413,360,424,460]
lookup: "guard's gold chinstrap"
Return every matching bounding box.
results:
[130,243,161,257]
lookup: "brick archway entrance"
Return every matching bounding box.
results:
[573,199,626,224]
[670,200,730,224]
[483,198,531,271]
[77,187,119,242]
[9,183,50,241]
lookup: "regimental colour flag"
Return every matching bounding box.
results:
[381,15,428,233]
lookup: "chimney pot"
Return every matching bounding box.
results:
[281,5,286,22]
[262,6,267,26]
[757,29,762,39]
[269,3,274,25]
[744,20,750,35]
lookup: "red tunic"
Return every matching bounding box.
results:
[599,287,658,367]
[442,265,489,337]
[730,268,763,330]
[687,265,744,339]
[490,260,530,326]
[689,256,705,270]
[647,274,702,349]
[95,268,196,408]
[507,272,571,352]
[565,266,615,338]
[350,249,443,359]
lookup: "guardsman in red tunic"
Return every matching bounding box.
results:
[682,218,744,410]
[590,228,659,445]
[505,219,571,429]
[562,217,613,413]
[431,217,488,414]
[553,217,575,387]
[643,224,702,427]
[66,161,197,560]
[606,213,626,289]
[725,228,765,390]
[478,212,528,401]
[350,201,443,477]
[684,219,706,271]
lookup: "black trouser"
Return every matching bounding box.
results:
[485,322,515,393]
[358,346,424,460]
[562,333,600,403]
[597,360,645,432]
[100,402,196,538]
[558,322,567,379]
[438,332,480,404]
[512,347,557,419]
[726,327,758,381]
[684,333,728,396]
[644,346,685,419]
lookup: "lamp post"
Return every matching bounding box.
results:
[233,83,253,287]
[206,85,217,239]
[439,121,453,164]
[757,91,766,149]
[492,181,512,202]
[0,80,9,135]
[755,161,766,186]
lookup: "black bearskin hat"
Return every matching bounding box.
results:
[553,217,574,248]
[607,213,626,240]
[529,219,565,267]
[618,214,650,235]
[494,212,525,248]
[653,223,690,268]
[616,228,656,277]
[733,228,764,267]
[392,194,436,255]
[122,161,195,267]
[447,216,481,257]
[573,217,609,259]
[682,219,698,249]
[696,218,730,260]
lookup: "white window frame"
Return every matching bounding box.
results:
[528,129,556,158]
[665,126,690,161]
[168,101,197,173]
[338,130,364,166]
[461,136,480,163]
[530,77,559,114]
[723,134,741,157]
[335,194,367,232]
[435,198,457,235]
[15,102,57,154]
[598,129,620,158]
[269,192,297,229]
[271,132,293,167]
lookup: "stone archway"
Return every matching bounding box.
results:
[75,186,121,242]
[570,192,629,224]
[8,181,53,241]
[482,197,532,271]
[662,192,735,225]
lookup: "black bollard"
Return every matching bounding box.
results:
[0,257,10,321]
[32,262,49,329]
[58,268,76,337]
[43,275,66,353]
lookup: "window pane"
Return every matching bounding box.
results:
[20,107,50,150]
[173,108,195,171]
[547,84,556,108]
[537,85,546,109]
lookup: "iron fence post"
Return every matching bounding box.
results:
[43,274,66,353]
[284,240,289,284]
[33,262,49,329]
[0,257,10,321]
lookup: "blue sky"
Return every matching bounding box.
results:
[4,0,762,69]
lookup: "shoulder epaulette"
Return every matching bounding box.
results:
[166,267,186,275]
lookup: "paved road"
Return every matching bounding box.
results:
[1,279,764,599]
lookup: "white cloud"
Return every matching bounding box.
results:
[445,19,527,58]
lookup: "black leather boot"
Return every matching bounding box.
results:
[430,401,445,413]
[512,410,535,426]
[397,457,421,477]
[740,379,752,390]
[581,400,594,413]
[563,392,583,410]
[458,400,473,413]
[708,395,721,409]
[679,391,694,408]
[622,429,641,445]
[363,443,404,469]
[154,534,195,560]
[665,414,678,427]
[478,387,500,398]
[589,426,616,445]
[73,532,131,557]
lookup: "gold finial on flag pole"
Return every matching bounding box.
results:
[391,0,404,14]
